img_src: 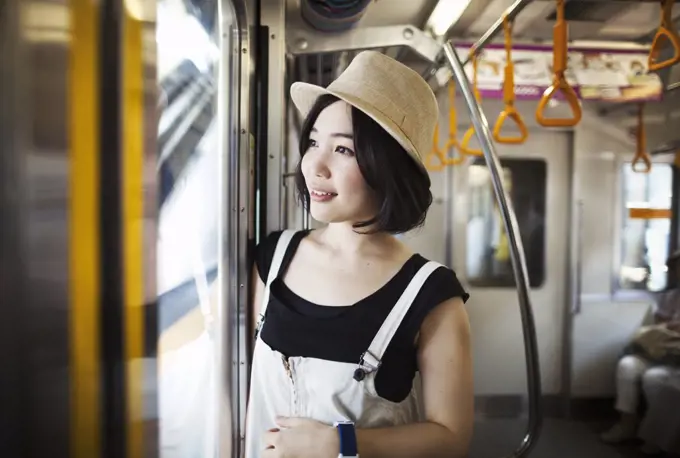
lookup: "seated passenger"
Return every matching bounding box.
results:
[601,250,680,454]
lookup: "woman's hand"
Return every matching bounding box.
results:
[262,417,339,458]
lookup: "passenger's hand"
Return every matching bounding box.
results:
[262,416,338,458]
[665,321,680,332]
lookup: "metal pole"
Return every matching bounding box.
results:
[463,0,534,66]
[442,42,543,458]
[650,140,680,156]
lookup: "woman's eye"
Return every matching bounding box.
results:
[308,139,318,148]
[336,146,354,156]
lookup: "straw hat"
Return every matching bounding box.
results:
[290,50,438,174]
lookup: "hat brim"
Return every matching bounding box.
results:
[289,81,428,175]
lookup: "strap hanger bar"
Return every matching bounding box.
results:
[463,0,535,66]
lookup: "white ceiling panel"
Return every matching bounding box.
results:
[463,0,680,43]
[464,0,517,37]
[358,0,437,27]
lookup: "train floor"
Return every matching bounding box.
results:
[471,416,676,458]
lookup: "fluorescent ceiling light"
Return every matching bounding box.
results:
[426,0,472,37]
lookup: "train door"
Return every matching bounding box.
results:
[450,131,572,407]
[154,0,255,456]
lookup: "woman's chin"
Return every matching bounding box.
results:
[308,207,339,224]
[308,203,355,225]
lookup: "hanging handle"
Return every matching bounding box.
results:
[461,54,485,156]
[425,85,465,171]
[535,0,582,128]
[425,123,447,172]
[493,15,528,144]
[648,0,680,71]
[441,82,465,165]
[632,103,652,174]
[494,109,529,143]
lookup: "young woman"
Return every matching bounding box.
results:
[245,51,473,458]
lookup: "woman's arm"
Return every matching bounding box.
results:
[355,296,473,458]
[251,262,266,331]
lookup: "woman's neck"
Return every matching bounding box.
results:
[314,223,400,258]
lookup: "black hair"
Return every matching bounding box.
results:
[294,94,433,234]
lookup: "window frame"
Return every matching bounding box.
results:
[668,162,679,289]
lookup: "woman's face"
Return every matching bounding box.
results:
[301,100,377,226]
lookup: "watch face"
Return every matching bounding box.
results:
[335,420,354,426]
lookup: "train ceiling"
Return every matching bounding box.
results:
[287,0,680,146]
[287,0,680,76]
[461,0,679,43]
[344,0,680,44]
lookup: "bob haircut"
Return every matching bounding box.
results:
[294,94,433,234]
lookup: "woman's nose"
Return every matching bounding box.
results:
[308,151,331,178]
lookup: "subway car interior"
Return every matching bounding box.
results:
[2,0,680,457]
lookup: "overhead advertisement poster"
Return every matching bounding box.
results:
[453,43,663,103]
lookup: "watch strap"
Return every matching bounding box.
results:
[335,421,358,457]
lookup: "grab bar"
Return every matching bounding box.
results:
[443,42,543,458]
[463,0,535,67]
[572,200,584,316]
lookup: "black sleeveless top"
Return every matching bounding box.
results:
[255,230,469,403]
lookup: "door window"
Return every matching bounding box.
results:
[466,158,547,288]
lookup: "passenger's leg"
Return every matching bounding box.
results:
[600,354,654,443]
[638,366,676,455]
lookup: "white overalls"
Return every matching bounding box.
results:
[245,230,444,457]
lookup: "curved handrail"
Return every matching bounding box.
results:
[493,15,528,144]
[632,103,652,173]
[535,0,581,128]
[443,42,543,458]
[460,55,485,157]
[648,0,680,72]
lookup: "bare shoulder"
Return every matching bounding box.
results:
[419,296,470,348]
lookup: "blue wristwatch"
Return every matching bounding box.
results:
[333,421,358,457]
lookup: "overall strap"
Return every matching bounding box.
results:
[255,230,296,335]
[358,261,443,375]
